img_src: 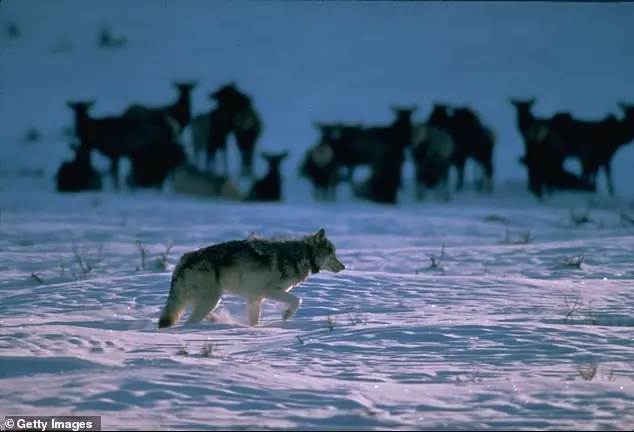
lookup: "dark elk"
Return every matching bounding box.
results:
[359,106,418,204]
[312,122,362,182]
[510,98,595,199]
[122,81,198,136]
[56,142,102,193]
[245,151,289,202]
[126,141,187,191]
[449,107,496,193]
[351,155,402,205]
[517,156,596,197]
[332,106,416,205]
[547,102,634,196]
[299,140,341,202]
[427,103,495,193]
[510,98,569,198]
[319,106,415,188]
[205,82,263,179]
[410,123,454,201]
[67,100,181,191]
[201,102,237,176]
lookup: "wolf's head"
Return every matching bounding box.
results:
[307,228,345,273]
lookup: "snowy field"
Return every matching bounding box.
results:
[2,1,634,430]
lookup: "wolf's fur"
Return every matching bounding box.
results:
[157,228,346,329]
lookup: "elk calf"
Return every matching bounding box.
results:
[56,143,102,193]
[245,151,289,202]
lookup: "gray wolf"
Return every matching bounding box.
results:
[157,228,346,329]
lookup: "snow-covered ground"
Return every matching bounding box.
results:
[1,1,634,430]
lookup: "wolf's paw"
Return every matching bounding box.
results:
[282,308,294,321]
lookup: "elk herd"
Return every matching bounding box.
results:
[56,80,634,205]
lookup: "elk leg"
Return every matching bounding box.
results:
[222,147,230,178]
[454,158,466,192]
[239,142,255,178]
[110,157,120,191]
[604,162,615,196]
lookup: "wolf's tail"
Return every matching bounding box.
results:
[158,268,187,329]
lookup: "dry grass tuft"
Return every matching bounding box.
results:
[503,227,533,245]
[557,254,584,269]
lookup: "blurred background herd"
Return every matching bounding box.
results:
[2,2,633,206]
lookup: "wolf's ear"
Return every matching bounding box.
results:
[314,228,326,241]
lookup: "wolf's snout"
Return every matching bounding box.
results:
[335,258,346,272]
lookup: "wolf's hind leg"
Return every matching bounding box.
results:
[185,293,222,325]
[204,298,224,322]
[247,298,263,326]
[262,288,302,321]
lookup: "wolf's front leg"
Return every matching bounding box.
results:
[262,287,302,322]
[247,298,263,326]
